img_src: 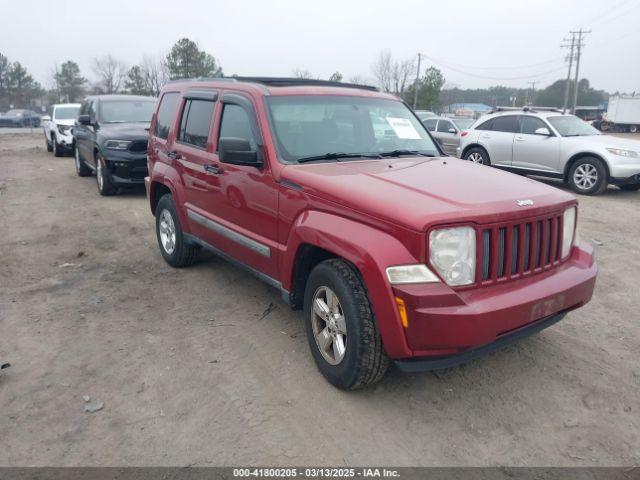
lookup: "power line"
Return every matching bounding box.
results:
[590,1,638,27]
[580,0,635,26]
[417,54,565,71]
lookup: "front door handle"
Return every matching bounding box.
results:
[167,150,181,160]
[204,163,223,175]
[515,136,525,141]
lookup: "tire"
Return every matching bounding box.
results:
[53,134,63,157]
[45,135,53,152]
[95,154,116,196]
[155,194,200,267]
[74,147,91,177]
[303,258,389,390]
[568,157,608,195]
[630,125,638,134]
[464,146,490,165]
[619,184,640,191]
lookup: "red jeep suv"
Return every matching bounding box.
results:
[145,77,597,390]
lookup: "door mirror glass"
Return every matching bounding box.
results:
[448,127,457,134]
[534,127,551,136]
[78,114,92,126]
[219,137,261,167]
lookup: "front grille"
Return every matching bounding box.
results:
[128,140,148,153]
[478,212,564,284]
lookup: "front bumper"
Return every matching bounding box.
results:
[391,242,597,365]
[103,151,148,185]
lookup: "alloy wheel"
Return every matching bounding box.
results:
[158,209,177,254]
[311,286,347,365]
[468,152,484,164]
[75,148,81,172]
[96,161,104,191]
[573,163,598,190]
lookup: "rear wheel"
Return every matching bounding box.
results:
[96,154,116,196]
[155,194,200,267]
[464,147,490,165]
[568,157,608,195]
[303,259,389,390]
[74,147,91,177]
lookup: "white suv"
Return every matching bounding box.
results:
[42,103,81,157]
[458,107,640,195]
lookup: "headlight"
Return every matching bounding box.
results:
[57,124,71,134]
[606,147,638,158]
[429,226,476,286]
[386,265,439,284]
[104,140,131,150]
[562,207,577,259]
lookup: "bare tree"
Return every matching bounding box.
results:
[92,55,127,94]
[292,69,315,79]
[372,51,416,95]
[140,54,168,96]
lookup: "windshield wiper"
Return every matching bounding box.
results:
[297,152,381,163]
[379,149,436,157]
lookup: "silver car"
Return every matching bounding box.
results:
[422,116,475,156]
[458,107,640,195]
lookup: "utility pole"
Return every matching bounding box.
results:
[412,53,422,109]
[561,33,576,113]
[527,81,537,105]
[571,29,591,114]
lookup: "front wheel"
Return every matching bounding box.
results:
[303,259,389,390]
[568,157,608,195]
[53,134,63,157]
[45,135,53,152]
[155,194,200,267]
[96,154,116,196]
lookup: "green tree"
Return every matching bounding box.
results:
[166,38,222,80]
[404,66,445,110]
[54,61,86,102]
[124,65,148,95]
[5,61,42,108]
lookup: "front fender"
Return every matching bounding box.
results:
[148,162,190,231]
[282,210,421,358]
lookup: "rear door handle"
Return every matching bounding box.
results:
[167,150,181,160]
[204,163,223,175]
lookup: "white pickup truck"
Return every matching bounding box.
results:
[42,103,81,156]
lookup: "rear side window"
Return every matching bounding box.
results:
[476,119,493,130]
[178,99,215,149]
[154,92,179,140]
[490,115,518,133]
[218,104,257,150]
[423,119,437,131]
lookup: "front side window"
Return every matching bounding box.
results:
[155,93,179,139]
[178,99,215,149]
[266,95,439,162]
[547,115,601,137]
[520,116,549,135]
[490,115,518,133]
[54,106,80,120]
[437,120,454,133]
[218,104,257,150]
[100,99,156,124]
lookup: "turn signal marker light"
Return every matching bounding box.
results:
[395,297,409,328]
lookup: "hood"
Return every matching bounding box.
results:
[282,157,575,232]
[98,122,150,141]
[562,133,640,151]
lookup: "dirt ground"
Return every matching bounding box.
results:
[1,132,639,467]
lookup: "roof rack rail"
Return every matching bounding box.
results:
[489,106,564,114]
[168,76,379,91]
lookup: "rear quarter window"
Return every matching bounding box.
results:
[154,92,180,140]
[490,115,519,133]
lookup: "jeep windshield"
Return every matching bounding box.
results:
[547,115,601,137]
[100,100,156,124]
[266,96,440,163]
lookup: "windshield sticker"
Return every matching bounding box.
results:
[386,117,421,139]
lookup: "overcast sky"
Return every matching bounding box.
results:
[2,0,639,93]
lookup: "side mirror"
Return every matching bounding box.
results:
[448,127,457,134]
[78,114,92,126]
[219,137,261,167]
[41,115,51,122]
[534,127,551,136]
